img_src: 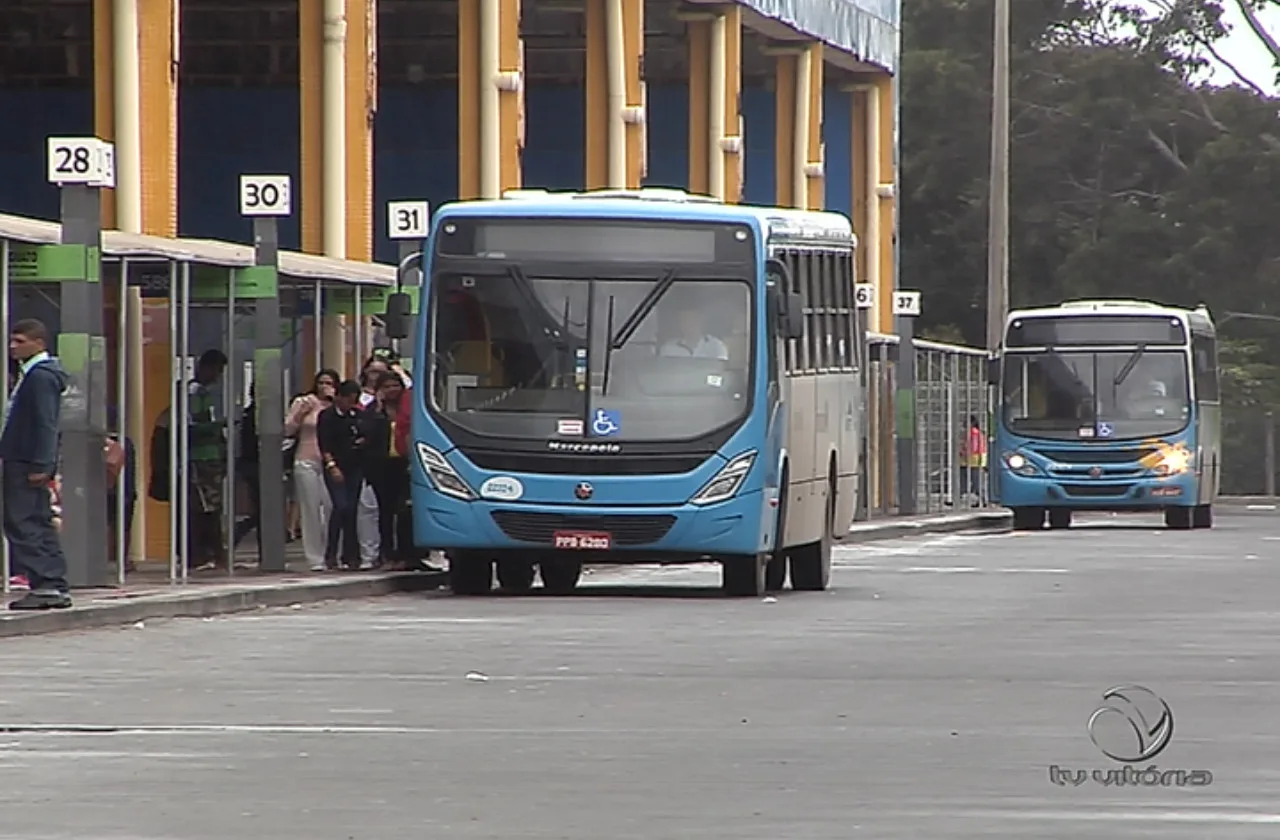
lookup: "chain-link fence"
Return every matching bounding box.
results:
[863,333,994,518]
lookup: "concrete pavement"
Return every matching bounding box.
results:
[0,509,1009,637]
[0,509,1275,838]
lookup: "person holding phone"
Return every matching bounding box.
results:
[317,379,371,570]
[285,369,340,571]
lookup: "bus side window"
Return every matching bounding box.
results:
[1192,335,1219,402]
[782,250,800,374]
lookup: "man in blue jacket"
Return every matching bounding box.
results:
[1,319,71,610]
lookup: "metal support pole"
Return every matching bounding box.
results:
[59,183,111,588]
[895,318,918,515]
[253,218,288,572]
[168,260,180,583]
[179,261,191,584]
[855,305,871,521]
[1,238,9,595]
[225,276,238,575]
[115,259,130,585]
[1266,410,1276,497]
[986,0,1010,352]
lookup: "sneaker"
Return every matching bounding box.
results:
[8,589,72,610]
[8,575,29,590]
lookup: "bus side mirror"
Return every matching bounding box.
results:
[383,292,413,340]
[987,356,1000,386]
[784,292,805,341]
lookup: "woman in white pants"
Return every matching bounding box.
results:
[285,370,340,571]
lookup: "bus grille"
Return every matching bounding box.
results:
[1061,483,1136,498]
[490,511,677,546]
[460,448,708,476]
[1034,448,1156,464]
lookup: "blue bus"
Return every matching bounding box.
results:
[991,300,1221,530]
[407,189,865,596]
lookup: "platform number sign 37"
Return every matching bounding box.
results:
[239,175,292,217]
[892,291,922,317]
[387,200,430,239]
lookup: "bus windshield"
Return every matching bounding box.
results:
[1001,348,1190,441]
[427,269,753,442]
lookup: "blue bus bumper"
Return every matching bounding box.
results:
[412,487,771,559]
[998,470,1198,510]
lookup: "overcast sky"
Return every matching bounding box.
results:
[1202,1,1279,92]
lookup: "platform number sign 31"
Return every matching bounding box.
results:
[892,291,922,317]
[239,175,292,217]
[388,201,430,239]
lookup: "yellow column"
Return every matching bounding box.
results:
[802,43,824,210]
[138,0,179,236]
[721,7,743,203]
[584,0,609,188]
[771,50,797,207]
[875,72,896,334]
[498,0,524,192]
[344,0,376,373]
[458,0,481,199]
[686,18,711,195]
[622,0,645,188]
[300,0,325,250]
[92,0,116,229]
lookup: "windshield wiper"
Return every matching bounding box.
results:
[607,268,677,351]
[601,295,617,396]
[1114,343,1147,387]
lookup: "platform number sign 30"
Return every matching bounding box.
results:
[239,175,292,217]
[854,283,875,310]
[892,290,922,317]
[388,201,430,239]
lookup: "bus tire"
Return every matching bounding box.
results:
[1011,507,1045,531]
[1192,504,1213,529]
[1047,509,1072,530]
[765,468,790,592]
[450,552,494,596]
[791,473,835,591]
[540,558,583,594]
[722,554,766,596]
[496,557,536,592]
[1164,506,1192,529]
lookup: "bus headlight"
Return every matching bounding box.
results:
[1151,445,1192,476]
[1003,451,1040,476]
[690,451,756,506]
[415,442,477,501]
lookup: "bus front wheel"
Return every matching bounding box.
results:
[1193,505,1213,529]
[722,554,766,596]
[1164,507,1193,529]
[450,552,494,595]
[496,558,536,592]
[1011,507,1045,530]
[1048,509,1072,530]
[540,558,583,594]
[790,475,836,591]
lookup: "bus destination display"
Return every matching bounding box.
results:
[1007,316,1186,347]
[437,219,752,263]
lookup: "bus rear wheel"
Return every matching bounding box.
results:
[540,558,583,594]
[791,476,835,591]
[1011,507,1045,530]
[1193,504,1213,529]
[722,554,766,596]
[1047,509,1072,530]
[496,558,536,592]
[1164,506,1193,529]
[450,552,494,595]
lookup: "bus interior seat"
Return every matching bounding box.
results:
[449,340,506,387]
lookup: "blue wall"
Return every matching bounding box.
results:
[0,84,855,265]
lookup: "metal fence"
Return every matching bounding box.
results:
[863,333,994,518]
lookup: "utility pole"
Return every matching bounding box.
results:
[985,0,1010,352]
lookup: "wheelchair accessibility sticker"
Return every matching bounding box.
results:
[591,409,621,437]
[1098,422,1114,438]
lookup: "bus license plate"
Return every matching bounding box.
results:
[553,531,612,550]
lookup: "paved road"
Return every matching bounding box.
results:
[1,511,1278,839]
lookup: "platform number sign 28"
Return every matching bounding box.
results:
[46,137,115,187]
[387,201,430,239]
[239,175,292,217]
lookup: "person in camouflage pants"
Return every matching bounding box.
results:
[187,350,228,570]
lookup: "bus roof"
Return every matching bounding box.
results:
[433,189,857,250]
[1007,299,1215,334]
